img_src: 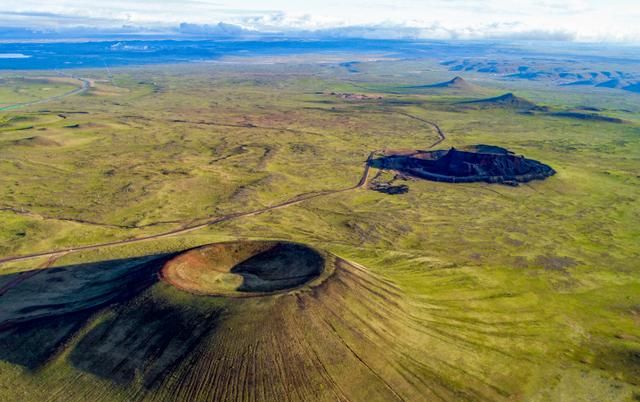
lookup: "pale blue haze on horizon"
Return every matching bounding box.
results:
[0,0,639,42]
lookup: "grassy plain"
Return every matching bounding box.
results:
[0,60,638,401]
[0,77,79,110]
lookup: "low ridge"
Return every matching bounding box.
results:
[596,79,626,89]
[459,93,539,110]
[420,76,473,90]
[623,83,640,93]
[11,135,61,147]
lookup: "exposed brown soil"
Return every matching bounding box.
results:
[160,241,326,297]
[371,144,555,185]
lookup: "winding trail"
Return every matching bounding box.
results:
[0,75,90,112]
[0,111,445,265]
[0,253,67,296]
[392,111,447,149]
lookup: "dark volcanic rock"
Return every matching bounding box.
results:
[371,182,409,195]
[370,145,555,185]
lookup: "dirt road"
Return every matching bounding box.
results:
[0,253,66,295]
[0,75,90,112]
[0,112,445,265]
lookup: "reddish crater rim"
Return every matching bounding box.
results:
[160,241,327,298]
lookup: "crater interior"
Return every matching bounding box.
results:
[160,241,326,297]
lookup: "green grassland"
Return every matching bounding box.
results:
[0,76,80,110]
[0,60,638,401]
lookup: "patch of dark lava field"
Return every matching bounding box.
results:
[371,144,555,185]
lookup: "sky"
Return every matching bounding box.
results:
[0,0,639,42]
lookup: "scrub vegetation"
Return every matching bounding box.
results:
[0,59,638,401]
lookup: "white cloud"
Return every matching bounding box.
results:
[0,0,638,42]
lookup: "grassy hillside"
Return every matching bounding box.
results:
[0,61,638,401]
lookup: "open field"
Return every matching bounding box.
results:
[0,76,87,111]
[0,59,639,401]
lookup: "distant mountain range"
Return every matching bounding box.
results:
[442,59,640,94]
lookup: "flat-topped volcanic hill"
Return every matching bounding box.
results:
[370,145,555,185]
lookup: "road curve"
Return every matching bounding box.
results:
[0,112,445,265]
[0,75,90,112]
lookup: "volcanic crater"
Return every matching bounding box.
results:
[160,241,329,297]
[0,239,508,400]
[370,144,555,185]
